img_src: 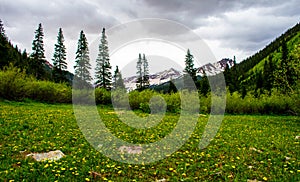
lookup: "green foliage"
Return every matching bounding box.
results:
[0,19,5,38]
[0,65,71,103]
[113,66,125,90]
[26,81,71,103]
[224,23,300,95]
[142,54,150,88]
[0,64,33,101]
[52,28,68,83]
[225,90,299,115]
[30,23,47,80]
[74,30,92,86]
[94,87,111,105]
[136,53,150,90]
[183,49,197,90]
[198,75,210,96]
[95,28,112,90]
[0,20,29,71]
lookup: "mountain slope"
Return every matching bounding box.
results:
[225,22,300,93]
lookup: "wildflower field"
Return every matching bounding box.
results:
[0,101,299,181]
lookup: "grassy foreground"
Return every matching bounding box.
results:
[0,101,299,181]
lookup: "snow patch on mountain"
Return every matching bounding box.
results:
[123,58,234,91]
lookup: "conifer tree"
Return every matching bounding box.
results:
[142,54,150,88]
[95,28,112,90]
[168,78,177,93]
[136,53,143,90]
[113,66,125,90]
[30,23,46,79]
[184,49,196,81]
[263,55,274,94]
[0,19,6,39]
[52,28,67,82]
[74,30,92,86]
[183,49,197,89]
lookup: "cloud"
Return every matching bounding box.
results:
[0,0,299,73]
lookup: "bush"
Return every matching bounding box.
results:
[0,65,72,103]
[0,65,33,101]
[94,88,111,105]
[26,81,72,103]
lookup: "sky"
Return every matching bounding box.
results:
[0,0,299,76]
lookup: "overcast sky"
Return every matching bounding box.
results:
[0,0,299,75]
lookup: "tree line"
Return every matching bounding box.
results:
[0,20,124,90]
[0,19,210,94]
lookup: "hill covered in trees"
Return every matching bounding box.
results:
[224,22,300,96]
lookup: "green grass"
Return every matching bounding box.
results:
[0,101,299,181]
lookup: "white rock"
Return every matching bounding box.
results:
[26,150,65,161]
[250,147,262,153]
[119,146,142,154]
[285,156,291,161]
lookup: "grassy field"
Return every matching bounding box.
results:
[0,101,299,181]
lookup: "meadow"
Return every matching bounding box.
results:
[0,101,299,181]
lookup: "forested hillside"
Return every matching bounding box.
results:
[224,22,300,96]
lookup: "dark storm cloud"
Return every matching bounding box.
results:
[0,0,299,64]
[141,0,293,28]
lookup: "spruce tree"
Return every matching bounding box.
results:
[74,30,92,87]
[183,49,196,89]
[184,49,196,81]
[95,28,112,90]
[263,55,274,94]
[30,23,46,79]
[52,28,67,82]
[275,39,296,94]
[142,54,150,88]
[136,53,143,90]
[199,70,210,96]
[113,66,125,90]
[0,19,6,39]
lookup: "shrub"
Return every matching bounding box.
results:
[26,81,72,103]
[0,65,33,101]
[0,65,72,103]
[94,88,111,105]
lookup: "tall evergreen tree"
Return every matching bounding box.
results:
[263,55,274,94]
[233,55,237,65]
[0,19,6,39]
[254,72,264,97]
[30,23,46,79]
[113,66,125,90]
[168,78,177,93]
[74,30,92,86]
[183,49,196,89]
[136,53,143,90]
[142,54,150,88]
[184,49,196,82]
[274,39,297,94]
[52,28,67,82]
[95,28,112,90]
[199,70,210,96]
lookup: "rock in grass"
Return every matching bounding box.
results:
[26,150,65,161]
[249,147,263,153]
[156,178,166,182]
[118,146,142,154]
[247,179,262,182]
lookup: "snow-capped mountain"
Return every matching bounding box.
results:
[124,68,182,91]
[197,58,234,76]
[123,58,234,91]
